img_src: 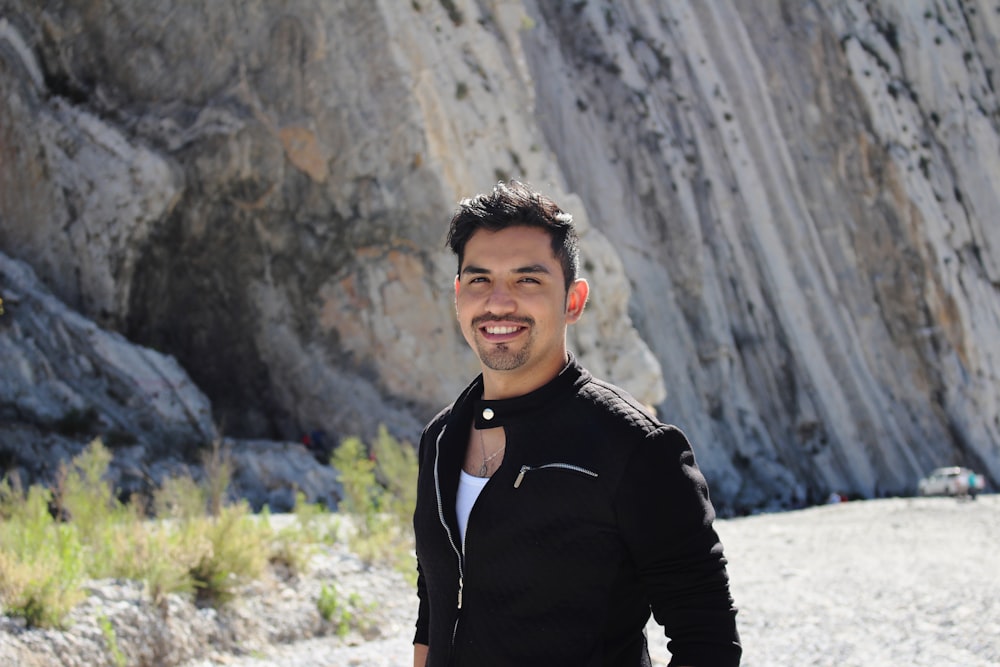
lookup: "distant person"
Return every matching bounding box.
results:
[412,181,741,666]
[968,471,978,500]
[302,429,332,463]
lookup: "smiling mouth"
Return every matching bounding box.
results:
[483,324,523,335]
[475,318,531,340]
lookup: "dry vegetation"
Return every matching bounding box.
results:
[0,428,417,632]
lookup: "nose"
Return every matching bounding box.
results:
[484,283,516,314]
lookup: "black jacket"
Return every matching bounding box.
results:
[413,356,740,666]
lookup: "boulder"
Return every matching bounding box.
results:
[0,250,214,483]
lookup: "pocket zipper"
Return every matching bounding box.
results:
[514,463,599,488]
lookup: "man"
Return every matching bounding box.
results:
[413,181,741,666]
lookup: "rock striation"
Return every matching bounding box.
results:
[1,1,998,510]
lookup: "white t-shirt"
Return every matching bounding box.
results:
[456,470,490,544]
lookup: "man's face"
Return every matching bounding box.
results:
[455,225,587,385]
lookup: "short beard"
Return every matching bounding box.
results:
[477,341,531,371]
[472,315,533,371]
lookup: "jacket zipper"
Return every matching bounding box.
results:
[432,425,465,654]
[514,463,599,488]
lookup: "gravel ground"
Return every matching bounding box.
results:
[3,495,997,666]
[188,495,1000,667]
[712,494,999,667]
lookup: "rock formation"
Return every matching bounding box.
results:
[0,251,339,509]
[1,1,998,511]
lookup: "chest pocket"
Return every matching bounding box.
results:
[513,462,599,488]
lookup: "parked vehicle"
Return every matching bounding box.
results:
[917,466,985,497]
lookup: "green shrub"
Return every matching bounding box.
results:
[54,440,137,579]
[317,583,373,638]
[98,614,127,667]
[201,439,232,518]
[372,425,418,521]
[115,520,196,604]
[291,492,333,542]
[0,546,86,629]
[265,495,333,577]
[154,475,207,520]
[317,582,340,623]
[331,436,379,520]
[185,502,269,607]
[0,480,86,628]
[331,427,418,582]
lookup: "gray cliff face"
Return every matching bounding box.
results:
[1,1,998,510]
[519,2,1000,504]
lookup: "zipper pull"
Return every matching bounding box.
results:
[458,576,464,609]
[514,465,529,488]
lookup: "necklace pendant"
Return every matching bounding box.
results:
[478,462,488,477]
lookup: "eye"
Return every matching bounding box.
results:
[518,277,541,284]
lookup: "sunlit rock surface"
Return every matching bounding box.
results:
[2,2,998,509]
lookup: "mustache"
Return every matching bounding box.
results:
[472,314,534,327]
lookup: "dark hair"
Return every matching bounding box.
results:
[445,181,581,291]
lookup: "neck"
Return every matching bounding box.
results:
[481,351,569,400]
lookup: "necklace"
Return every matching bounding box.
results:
[477,428,506,477]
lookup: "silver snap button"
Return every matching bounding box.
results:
[482,408,495,420]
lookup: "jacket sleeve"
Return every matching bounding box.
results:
[414,560,430,645]
[614,425,741,666]
[412,419,438,647]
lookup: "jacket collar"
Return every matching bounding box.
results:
[466,352,590,429]
[433,353,589,543]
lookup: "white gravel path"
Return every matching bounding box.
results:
[708,495,1000,667]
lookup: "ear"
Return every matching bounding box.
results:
[454,275,461,296]
[566,279,589,323]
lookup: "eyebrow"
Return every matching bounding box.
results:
[460,264,552,276]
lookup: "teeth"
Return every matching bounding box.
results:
[485,325,520,335]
